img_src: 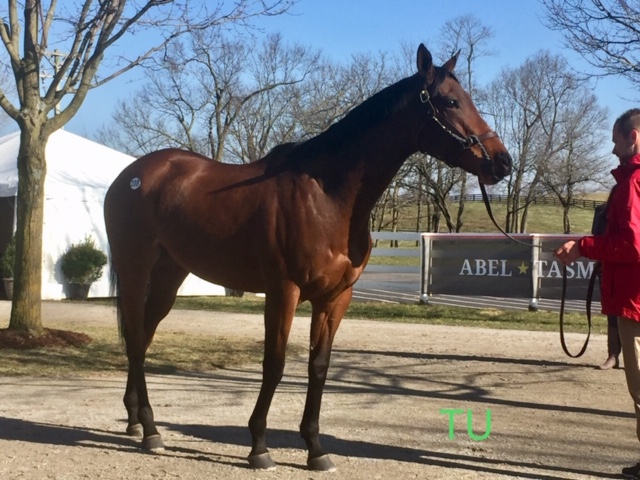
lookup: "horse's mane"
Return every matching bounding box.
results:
[262,65,456,174]
[290,74,421,161]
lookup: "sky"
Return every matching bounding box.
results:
[60,0,636,144]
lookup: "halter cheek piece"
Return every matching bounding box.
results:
[417,89,498,167]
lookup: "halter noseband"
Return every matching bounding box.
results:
[417,88,497,167]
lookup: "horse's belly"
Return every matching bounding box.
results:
[176,250,266,293]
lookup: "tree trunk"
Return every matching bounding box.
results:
[455,172,467,233]
[415,182,423,244]
[563,205,571,233]
[391,180,399,247]
[9,129,47,334]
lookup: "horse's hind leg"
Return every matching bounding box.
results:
[300,287,351,471]
[121,248,188,450]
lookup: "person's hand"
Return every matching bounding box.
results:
[554,240,581,265]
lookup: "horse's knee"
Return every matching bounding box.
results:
[263,357,285,383]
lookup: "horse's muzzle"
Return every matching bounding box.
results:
[484,152,512,183]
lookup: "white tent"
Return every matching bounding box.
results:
[0,129,225,299]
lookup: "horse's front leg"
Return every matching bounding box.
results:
[123,368,143,437]
[247,283,300,470]
[301,287,351,472]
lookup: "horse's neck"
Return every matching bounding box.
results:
[324,118,419,221]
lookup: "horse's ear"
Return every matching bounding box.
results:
[416,44,436,84]
[442,49,460,73]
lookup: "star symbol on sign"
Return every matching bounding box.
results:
[517,262,529,274]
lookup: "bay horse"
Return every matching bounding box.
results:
[104,44,512,471]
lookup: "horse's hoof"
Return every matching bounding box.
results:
[308,454,336,472]
[126,423,143,437]
[247,452,277,470]
[141,434,165,452]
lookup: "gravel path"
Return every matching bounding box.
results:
[0,301,634,479]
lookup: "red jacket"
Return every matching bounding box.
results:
[580,154,640,321]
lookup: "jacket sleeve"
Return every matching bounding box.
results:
[580,177,640,263]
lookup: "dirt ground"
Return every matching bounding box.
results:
[0,301,636,479]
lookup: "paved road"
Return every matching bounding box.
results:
[353,270,590,313]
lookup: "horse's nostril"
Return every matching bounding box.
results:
[497,152,512,175]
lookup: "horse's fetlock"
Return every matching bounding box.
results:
[300,422,320,441]
[249,416,267,435]
[138,407,155,425]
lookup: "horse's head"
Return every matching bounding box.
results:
[414,44,512,185]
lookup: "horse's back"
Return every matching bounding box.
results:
[110,145,304,195]
[112,149,241,191]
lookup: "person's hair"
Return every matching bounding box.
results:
[614,108,640,136]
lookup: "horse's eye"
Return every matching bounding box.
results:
[445,98,459,109]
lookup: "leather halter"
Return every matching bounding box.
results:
[417,88,498,167]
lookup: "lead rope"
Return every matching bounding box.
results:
[479,182,591,357]
[558,264,595,358]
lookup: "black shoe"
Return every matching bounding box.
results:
[622,462,640,479]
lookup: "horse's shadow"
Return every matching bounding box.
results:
[332,348,593,368]
[0,415,134,451]
[0,414,620,479]
[0,347,624,479]
[160,422,618,480]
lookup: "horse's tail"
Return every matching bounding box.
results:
[109,256,125,341]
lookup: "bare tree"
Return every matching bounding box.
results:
[413,156,461,232]
[226,33,322,162]
[437,14,495,95]
[435,15,495,232]
[542,0,640,87]
[540,92,611,232]
[479,50,611,232]
[0,0,295,335]
[292,50,396,142]
[100,31,319,162]
[0,64,13,131]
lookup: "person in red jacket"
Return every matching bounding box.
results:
[555,108,640,479]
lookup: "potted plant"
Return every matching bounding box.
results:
[0,234,15,300]
[60,235,107,300]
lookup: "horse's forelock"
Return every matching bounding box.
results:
[428,66,458,98]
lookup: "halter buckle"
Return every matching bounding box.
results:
[420,90,435,118]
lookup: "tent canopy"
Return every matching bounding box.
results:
[0,130,134,199]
